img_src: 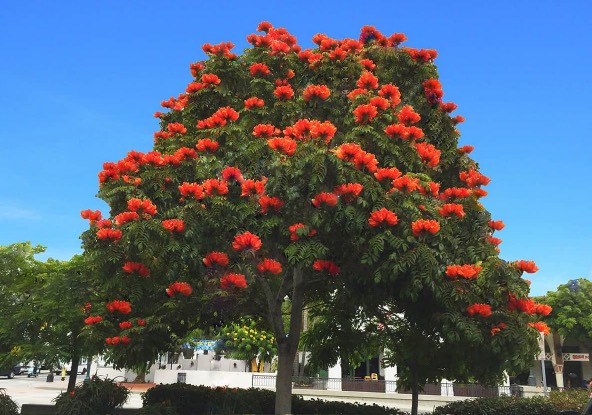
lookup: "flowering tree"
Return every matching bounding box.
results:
[81,23,548,414]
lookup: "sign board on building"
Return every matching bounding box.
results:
[563,353,590,362]
[194,339,218,351]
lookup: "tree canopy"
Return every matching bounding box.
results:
[80,23,547,414]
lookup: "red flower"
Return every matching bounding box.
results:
[221,167,244,183]
[535,304,552,316]
[241,178,267,196]
[369,97,390,111]
[259,195,284,214]
[179,182,205,200]
[473,188,488,198]
[96,219,112,229]
[202,179,229,196]
[166,281,193,297]
[439,187,471,201]
[268,137,297,156]
[203,252,229,267]
[353,104,378,124]
[106,300,132,314]
[288,223,316,241]
[189,61,204,77]
[311,192,338,208]
[347,88,368,100]
[356,71,379,89]
[445,264,482,279]
[162,219,184,233]
[137,319,146,327]
[127,198,157,216]
[422,78,444,105]
[488,220,505,231]
[253,124,278,138]
[414,142,441,167]
[334,143,363,162]
[368,208,399,227]
[353,151,379,172]
[514,260,539,273]
[119,321,133,330]
[311,121,337,143]
[388,33,407,46]
[491,323,507,336]
[452,115,465,124]
[438,204,465,218]
[220,273,247,289]
[334,183,363,202]
[374,167,402,181]
[397,105,421,125]
[440,102,458,113]
[232,231,262,251]
[257,21,272,32]
[384,123,410,140]
[458,145,474,154]
[460,169,491,188]
[313,260,340,276]
[122,261,151,277]
[528,322,550,335]
[359,59,376,71]
[167,123,187,135]
[303,85,331,101]
[466,303,492,317]
[201,73,221,86]
[196,138,219,153]
[411,219,440,237]
[274,85,294,100]
[391,176,421,193]
[80,209,102,223]
[96,228,122,241]
[257,259,283,275]
[244,97,265,109]
[488,237,502,246]
[114,211,139,226]
[84,316,103,325]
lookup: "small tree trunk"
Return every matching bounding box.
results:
[67,353,80,392]
[275,344,297,415]
[410,382,419,415]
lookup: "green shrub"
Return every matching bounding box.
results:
[53,375,130,415]
[141,384,405,414]
[548,388,589,413]
[0,389,19,415]
[432,396,556,415]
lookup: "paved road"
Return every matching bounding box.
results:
[0,373,143,409]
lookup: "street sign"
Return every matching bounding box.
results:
[563,353,589,361]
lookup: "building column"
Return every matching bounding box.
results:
[327,359,342,391]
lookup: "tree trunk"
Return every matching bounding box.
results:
[275,344,297,415]
[410,382,419,415]
[67,353,80,392]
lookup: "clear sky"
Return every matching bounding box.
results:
[0,0,590,297]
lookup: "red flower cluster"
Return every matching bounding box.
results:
[491,322,507,336]
[374,167,402,181]
[127,198,157,216]
[196,138,220,153]
[166,282,193,297]
[508,294,536,314]
[440,102,458,113]
[161,94,188,111]
[313,260,340,276]
[220,273,247,289]
[312,192,338,207]
[466,303,492,317]
[535,304,552,316]
[414,142,441,167]
[445,264,482,279]
[488,220,505,231]
[232,231,262,251]
[259,195,284,213]
[404,47,438,62]
[368,208,399,227]
[473,189,488,199]
[334,183,363,202]
[221,167,243,182]
[257,258,283,275]
[274,85,294,100]
[333,143,378,172]
[253,124,279,138]
[438,204,465,218]
[353,104,378,124]
[528,321,550,335]
[203,179,229,196]
[397,105,421,125]
[162,219,184,233]
[303,85,330,101]
[96,228,122,241]
[201,73,221,86]
[119,321,133,330]
[514,260,539,273]
[189,61,204,77]
[249,62,271,77]
[80,209,102,223]
[384,123,424,140]
[268,137,297,156]
[203,252,229,267]
[106,300,132,314]
[167,123,187,135]
[357,71,379,89]
[84,315,103,325]
[179,182,205,200]
[288,223,316,241]
[378,84,401,107]
[284,119,337,143]
[422,79,444,105]
[106,336,132,345]
[196,107,239,129]
[369,96,390,110]
[457,145,474,154]
[391,175,421,193]
[202,41,237,59]
[452,115,465,124]
[411,219,440,237]
[122,261,150,277]
[439,187,471,201]
[488,236,502,246]
[241,178,267,196]
[137,319,146,326]
[244,97,265,109]
[114,211,139,226]
[460,169,491,188]
[359,58,375,71]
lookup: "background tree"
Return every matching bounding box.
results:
[81,23,546,414]
[217,319,277,370]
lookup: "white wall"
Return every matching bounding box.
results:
[153,369,263,388]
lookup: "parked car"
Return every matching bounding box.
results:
[0,366,18,378]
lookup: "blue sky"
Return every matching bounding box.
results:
[0,1,590,296]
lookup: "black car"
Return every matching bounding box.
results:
[0,366,18,378]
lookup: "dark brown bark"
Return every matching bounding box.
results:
[67,353,80,392]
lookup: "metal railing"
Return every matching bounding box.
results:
[252,375,522,397]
